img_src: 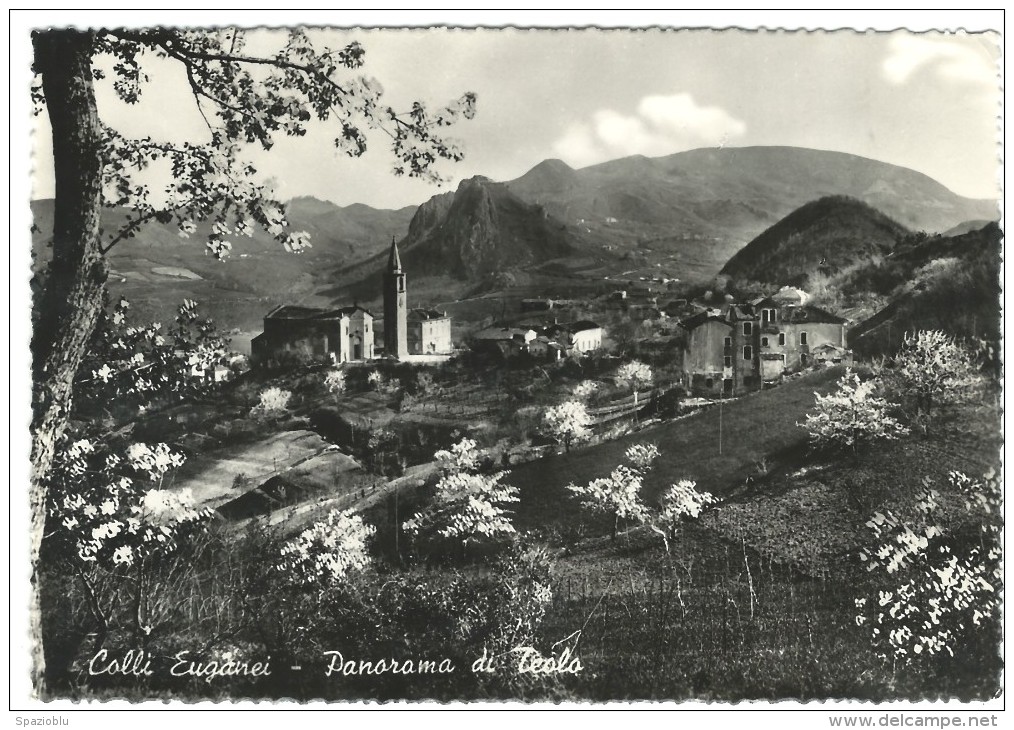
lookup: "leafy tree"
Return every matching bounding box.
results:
[801,368,909,456]
[402,438,519,547]
[543,400,591,452]
[567,442,656,541]
[30,27,474,687]
[887,329,980,420]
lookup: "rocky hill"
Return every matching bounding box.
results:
[331,176,580,302]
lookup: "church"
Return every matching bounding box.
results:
[250,238,453,366]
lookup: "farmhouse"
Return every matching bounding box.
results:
[472,319,604,361]
[680,299,850,396]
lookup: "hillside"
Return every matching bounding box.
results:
[719,196,911,287]
[848,222,1002,355]
[30,197,415,333]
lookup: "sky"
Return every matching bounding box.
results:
[29,22,1003,211]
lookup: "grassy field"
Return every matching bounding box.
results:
[508,366,843,533]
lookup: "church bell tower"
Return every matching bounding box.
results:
[383,237,408,359]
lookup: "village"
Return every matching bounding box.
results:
[152,235,858,539]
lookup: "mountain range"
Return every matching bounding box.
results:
[334,146,996,296]
[30,145,999,336]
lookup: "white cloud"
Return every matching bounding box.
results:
[882,36,996,86]
[552,93,746,167]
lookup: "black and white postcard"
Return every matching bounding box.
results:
[13,9,1005,719]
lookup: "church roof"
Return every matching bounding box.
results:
[387,236,403,272]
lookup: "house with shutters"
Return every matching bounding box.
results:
[679,299,849,396]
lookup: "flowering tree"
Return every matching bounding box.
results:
[616,360,653,407]
[30,27,475,685]
[567,443,657,541]
[571,380,598,400]
[543,400,591,452]
[403,438,519,546]
[48,439,213,649]
[279,509,375,588]
[854,471,1002,663]
[251,386,291,417]
[323,367,347,398]
[801,369,909,456]
[366,369,385,391]
[76,297,229,418]
[889,330,980,419]
[652,479,719,553]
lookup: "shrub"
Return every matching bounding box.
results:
[251,386,291,416]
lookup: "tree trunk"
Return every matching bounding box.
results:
[30,29,105,696]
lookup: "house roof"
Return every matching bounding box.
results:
[336,304,373,318]
[408,308,448,322]
[473,326,533,341]
[570,320,602,333]
[780,305,846,325]
[679,310,731,330]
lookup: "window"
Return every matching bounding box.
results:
[762,308,777,324]
[724,355,732,367]
[743,322,753,336]
[724,336,732,348]
[778,333,786,346]
[761,337,769,347]
[800,331,808,346]
[743,345,753,360]
[705,378,713,388]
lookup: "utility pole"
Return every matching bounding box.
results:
[719,390,723,456]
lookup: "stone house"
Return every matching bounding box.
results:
[680,299,849,396]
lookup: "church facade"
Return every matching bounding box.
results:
[251,238,449,366]
[250,304,375,366]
